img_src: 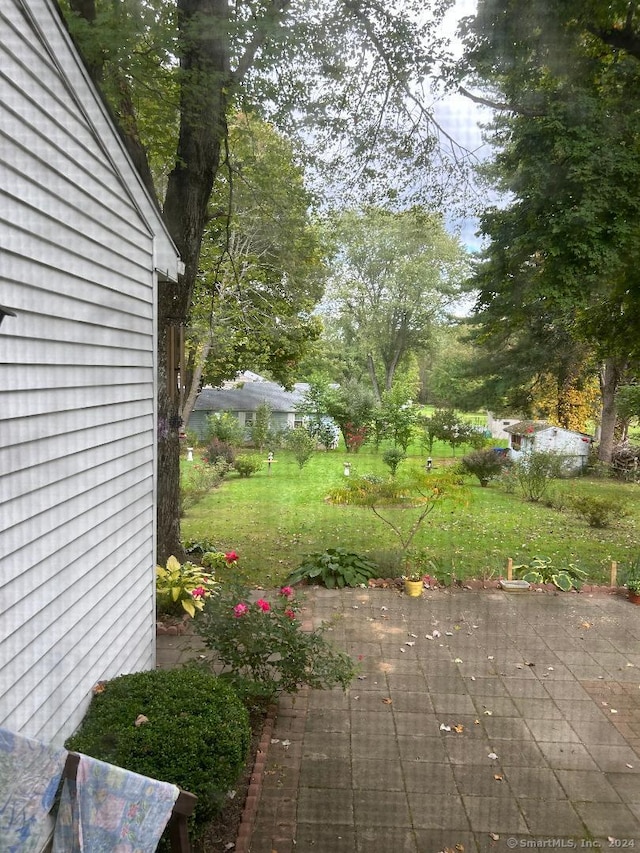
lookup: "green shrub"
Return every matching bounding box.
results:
[180,460,228,513]
[233,455,263,478]
[286,547,379,588]
[569,494,629,528]
[196,582,356,699]
[65,669,251,828]
[283,426,316,469]
[515,451,565,502]
[461,448,509,487]
[382,446,406,476]
[206,412,245,447]
[204,438,236,467]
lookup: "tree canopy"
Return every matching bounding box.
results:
[458,0,640,458]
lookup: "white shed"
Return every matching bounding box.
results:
[0,0,181,745]
[504,421,593,473]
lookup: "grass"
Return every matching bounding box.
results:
[181,443,640,588]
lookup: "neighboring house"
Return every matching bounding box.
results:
[504,421,593,473]
[0,0,181,745]
[188,374,308,441]
[486,411,523,441]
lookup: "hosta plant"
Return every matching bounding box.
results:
[286,547,379,589]
[516,555,587,592]
[156,555,218,618]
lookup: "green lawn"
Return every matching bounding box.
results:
[181,445,640,587]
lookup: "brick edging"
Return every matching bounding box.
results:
[234,702,278,853]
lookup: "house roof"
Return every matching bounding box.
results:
[504,421,592,439]
[503,421,550,435]
[194,380,306,414]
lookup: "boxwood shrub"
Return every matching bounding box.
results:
[65,668,251,827]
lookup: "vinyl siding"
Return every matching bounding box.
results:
[0,0,178,744]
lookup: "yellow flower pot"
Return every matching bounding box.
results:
[404,579,424,597]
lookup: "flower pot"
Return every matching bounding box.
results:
[404,579,424,597]
[629,591,640,605]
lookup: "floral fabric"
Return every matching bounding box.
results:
[0,726,67,853]
[52,754,179,853]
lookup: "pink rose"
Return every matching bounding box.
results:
[191,586,206,599]
[233,602,249,617]
[256,599,270,612]
[225,551,239,564]
[279,586,294,599]
[284,608,296,619]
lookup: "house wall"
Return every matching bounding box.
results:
[0,0,178,745]
[509,429,590,472]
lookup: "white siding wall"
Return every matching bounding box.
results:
[0,0,178,744]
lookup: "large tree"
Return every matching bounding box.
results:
[458,0,640,460]
[180,112,326,426]
[323,206,468,401]
[61,0,458,561]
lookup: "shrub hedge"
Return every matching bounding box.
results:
[65,668,251,827]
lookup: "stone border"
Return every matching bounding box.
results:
[235,703,278,853]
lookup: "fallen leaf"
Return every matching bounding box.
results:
[547,666,554,671]
[483,710,493,716]
[454,658,463,664]
[92,682,106,694]
[357,675,367,680]
[440,723,451,732]
[453,724,465,733]
[610,709,618,714]
[281,739,291,748]
[454,625,461,631]
[134,715,149,727]
[515,664,523,669]
[270,738,280,744]
[470,676,476,681]
[626,764,634,769]
[405,641,415,647]
[408,633,418,638]
[425,634,433,640]
[474,719,480,725]
[488,752,498,760]
[626,662,635,668]
[353,695,360,700]
[494,774,504,781]
[487,655,494,660]
[455,845,465,852]
[400,648,406,653]
[446,631,454,636]
[382,697,393,705]
[489,833,500,841]
[432,629,441,638]
[526,661,535,667]
[380,606,388,611]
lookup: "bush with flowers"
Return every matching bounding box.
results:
[195,581,356,700]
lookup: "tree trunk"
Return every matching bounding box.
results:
[156,0,230,564]
[598,358,624,464]
[367,353,382,403]
[180,339,212,427]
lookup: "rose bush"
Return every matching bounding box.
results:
[196,582,356,700]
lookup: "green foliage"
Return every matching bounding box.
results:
[516,556,587,592]
[283,427,316,469]
[233,455,263,478]
[299,379,375,453]
[623,556,640,594]
[206,412,245,447]
[569,494,629,528]
[65,669,250,828]
[461,448,509,487]
[180,460,228,513]
[515,451,564,502]
[195,583,356,700]
[327,469,466,558]
[286,547,379,589]
[249,402,272,452]
[156,556,218,619]
[382,446,406,476]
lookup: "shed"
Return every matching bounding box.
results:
[0,0,181,745]
[188,374,308,441]
[504,421,593,473]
